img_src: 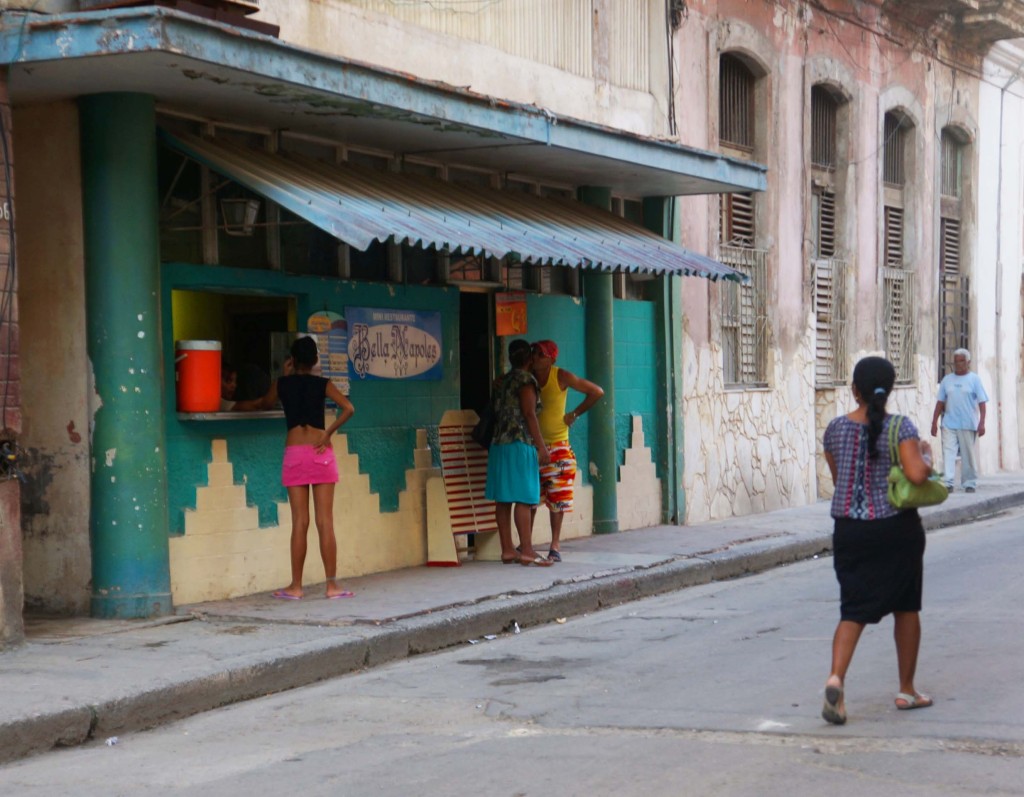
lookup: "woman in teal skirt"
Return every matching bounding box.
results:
[485,339,552,566]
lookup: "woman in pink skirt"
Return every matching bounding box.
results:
[255,336,355,599]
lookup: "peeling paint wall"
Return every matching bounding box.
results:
[676,1,991,523]
[13,102,92,615]
[257,0,669,137]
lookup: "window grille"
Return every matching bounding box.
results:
[883,206,904,268]
[719,245,768,386]
[814,257,849,386]
[812,190,837,259]
[938,216,967,380]
[882,266,916,384]
[940,130,963,199]
[719,54,755,151]
[883,113,906,187]
[811,86,838,170]
[938,273,969,382]
[720,192,756,247]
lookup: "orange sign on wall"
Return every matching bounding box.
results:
[495,292,528,336]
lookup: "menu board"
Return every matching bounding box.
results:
[306,311,350,397]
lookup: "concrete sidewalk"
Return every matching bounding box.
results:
[3,474,1023,764]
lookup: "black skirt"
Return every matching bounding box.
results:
[832,510,925,624]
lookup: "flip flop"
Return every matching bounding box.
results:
[501,555,521,565]
[895,692,933,710]
[326,591,355,599]
[272,589,302,600]
[546,549,562,562]
[519,555,553,567]
[822,683,846,725]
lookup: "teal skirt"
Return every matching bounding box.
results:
[485,442,540,505]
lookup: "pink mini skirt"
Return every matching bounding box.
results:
[281,445,339,487]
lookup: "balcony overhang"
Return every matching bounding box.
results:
[0,6,766,197]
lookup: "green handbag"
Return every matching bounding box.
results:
[887,415,949,509]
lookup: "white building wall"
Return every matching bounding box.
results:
[979,41,1024,472]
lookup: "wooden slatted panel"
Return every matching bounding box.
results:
[721,192,755,247]
[883,266,915,383]
[940,217,961,276]
[884,206,904,268]
[817,190,836,258]
[437,422,496,536]
[814,256,849,386]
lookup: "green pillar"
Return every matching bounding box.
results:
[578,186,618,534]
[80,94,171,618]
[644,197,685,523]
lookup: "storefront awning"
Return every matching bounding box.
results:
[162,130,746,281]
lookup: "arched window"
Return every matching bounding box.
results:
[881,110,915,383]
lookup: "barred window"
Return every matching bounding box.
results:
[811,86,838,170]
[719,245,768,386]
[940,130,964,199]
[883,266,916,384]
[719,54,755,151]
[883,112,907,187]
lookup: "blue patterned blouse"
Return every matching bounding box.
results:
[823,414,918,520]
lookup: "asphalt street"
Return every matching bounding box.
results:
[2,509,1022,796]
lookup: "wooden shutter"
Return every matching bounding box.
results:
[884,206,904,268]
[940,217,961,276]
[721,193,756,247]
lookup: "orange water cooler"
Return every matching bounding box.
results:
[175,340,222,412]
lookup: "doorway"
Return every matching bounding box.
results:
[460,292,493,412]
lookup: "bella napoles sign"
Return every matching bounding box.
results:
[346,307,443,381]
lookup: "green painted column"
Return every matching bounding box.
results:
[578,186,618,534]
[645,197,685,524]
[80,94,171,618]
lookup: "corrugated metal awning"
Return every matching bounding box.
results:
[161,130,746,282]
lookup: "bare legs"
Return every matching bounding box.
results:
[278,482,343,598]
[548,509,564,554]
[496,501,544,562]
[824,612,927,720]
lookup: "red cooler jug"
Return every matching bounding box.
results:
[175,340,222,412]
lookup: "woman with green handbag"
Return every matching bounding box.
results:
[819,356,936,725]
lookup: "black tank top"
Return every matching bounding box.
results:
[277,374,328,430]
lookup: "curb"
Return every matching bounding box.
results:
[3,491,1022,764]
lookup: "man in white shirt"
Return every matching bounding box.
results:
[930,349,988,493]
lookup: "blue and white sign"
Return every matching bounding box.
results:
[346,307,443,381]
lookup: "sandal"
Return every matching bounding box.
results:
[546,549,562,562]
[895,692,933,710]
[519,554,553,567]
[501,554,521,565]
[822,683,846,725]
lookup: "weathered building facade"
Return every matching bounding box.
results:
[0,0,1021,643]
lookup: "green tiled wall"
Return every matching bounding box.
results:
[613,299,660,477]
[162,263,460,532]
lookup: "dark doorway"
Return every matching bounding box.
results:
[460,292,493,412]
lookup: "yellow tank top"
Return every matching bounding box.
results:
[538,366,569,444]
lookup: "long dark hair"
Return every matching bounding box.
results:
[852,356,896,458]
